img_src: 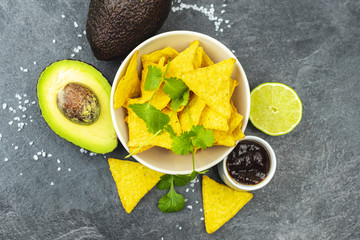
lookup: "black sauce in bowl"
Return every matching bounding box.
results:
[226,140,270,185]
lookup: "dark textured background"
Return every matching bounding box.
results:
[0,0,359,239]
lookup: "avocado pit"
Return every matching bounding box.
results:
[57,82,100,124]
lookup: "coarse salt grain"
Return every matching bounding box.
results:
[2,103,7,109]
[50,182,54,185]
[57,167,61,171]
[57,159,61,163]
[61,14,65,18]
[4,158,8,162]
[33,61,37,65]
[68,168,71,172]
[29,141,34,145]
[53,39,56,43]
[74,21,78,28]
[78,34,82,37]
[14,146,18,150]
[23,69,28,72]
[200,217,204,221]
[24,100,29,104]
[19,173,23,176]
[47,153,52,157]
[200,208,203,212]
[187,205,193,210]
[8,121,13,125]
[186,188,189,192]
[33,155,38,160]
[37,152,41,155]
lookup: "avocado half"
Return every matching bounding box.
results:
[37,60,118,154]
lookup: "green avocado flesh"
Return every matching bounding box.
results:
[37,60,118,154]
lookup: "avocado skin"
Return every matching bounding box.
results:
[86,0,171,61]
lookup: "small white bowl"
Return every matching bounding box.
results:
[218,136,276,191]
[110,30,250,174]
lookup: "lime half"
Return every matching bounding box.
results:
[250,82,302,136]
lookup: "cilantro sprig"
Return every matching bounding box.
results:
[127,61,215,213]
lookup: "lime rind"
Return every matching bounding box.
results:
[249,82,303,136]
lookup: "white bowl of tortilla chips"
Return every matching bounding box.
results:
[111,31,250,175]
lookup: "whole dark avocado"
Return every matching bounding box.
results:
[86,0,172,61]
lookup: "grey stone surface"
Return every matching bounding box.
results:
[0,0,359,239]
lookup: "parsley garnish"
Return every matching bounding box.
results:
[127,61,215,213]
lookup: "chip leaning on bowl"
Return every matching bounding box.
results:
[113,41,245,154]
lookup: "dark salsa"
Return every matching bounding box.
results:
[226,140,270,185]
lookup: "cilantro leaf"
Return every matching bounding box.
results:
[128,103,170,134]
[171,132,193,155]
[157,174,172,190]
[190,125,215,150]
[165,125,176,139]
[145,65,163,91]
[170,89,189,111]
[158,188,185,213]
[173,175,190,186]
[163,77,189,99]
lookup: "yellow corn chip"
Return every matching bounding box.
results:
[200,47,214,67]
[166,41,199,78]
[213,129,236,147]
[229,101,243,133]
[199,106,229,131]
[114,51,141,109]
[108,158,164,213]
[129,145,154,155]
[230,78,239,97]
[181,58,235,119]
[127,107,181,150]
[202,175,253,234]
[193,47,203,69]
[233,124,245,141]
[141,47,178,66]
[179,94,206,131]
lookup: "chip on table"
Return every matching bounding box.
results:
[202,175,253,234]
[108,158,164,213]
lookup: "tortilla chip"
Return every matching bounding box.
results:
[202,175,253,234]
[127,107,181,149]
[166,41,199,78]
[200,47,214,67]
[230,78,238,97]
[232,124,245,141]
[141,47,178,66]
[108,158,164,213]
[213,130,236,147]
[128,60,170,110]
[228,101,243,133]
[129,145,154,155]
[178,94,206,131]
[114,51,141,109]
[199,106,229,131]
[181,58,235,119]
[193,47,203,69]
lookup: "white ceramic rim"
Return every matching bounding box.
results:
[221,135,277,191]
[110,30,250,174]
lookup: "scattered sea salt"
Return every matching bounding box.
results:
[24,100,29,104]
[33,155,38,160]
[172,1,229,32]
[33,61,37,65]
[83,30,86,35]
[57,159,61,164]
[179,226,182,230]
[200,208,203,212]
[42,152,46,157]
[77,34,82,37]
[31,101,36,105]
[47,153,52,157]
[70,53,75,58]
[61,14,65,18]
[186,188,189,192]
[15,94,22,100]
[20,67,23,71]
[37,151,41,155]
[187,205,193,210]
[52,39,56,44]
[23,68,28,72]
[14,146,18,150]
[0,133,2,140]
[4,158,8,162]
[8,121,13,125]
[29,141,34,145]
[50,182,54,186]
[19,172,23,176]
[74,21,78,28]
[200,217,204,221]
[57,167,61,171]
[14,117,20,121]
[68,168,71,172]
[195,201,199,204]
[192,189,195,192]
[2,103,7,109]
